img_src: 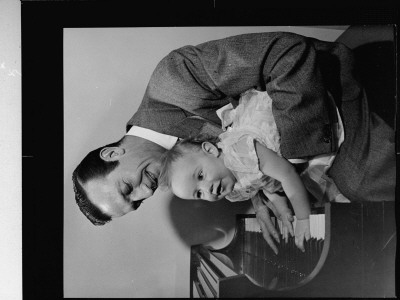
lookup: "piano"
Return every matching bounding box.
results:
[190,201,396,298]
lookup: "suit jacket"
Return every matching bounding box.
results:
[126,31,395,202]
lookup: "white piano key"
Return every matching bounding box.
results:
[257,218,262,232]
[314,215,319,239]
[245,214,325,239]
[249,218,257,232]
[310,215,316,238]
[314,215,318,239]
[313,214,323,240]
[317,215,322,240]
[318,215,322,239]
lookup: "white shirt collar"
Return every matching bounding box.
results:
[125,126,178,150]
[125,104,236,151]
[216,103,233,120]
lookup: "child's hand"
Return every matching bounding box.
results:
[294,218,311,252]
[278,208,294,243]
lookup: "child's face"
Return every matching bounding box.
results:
[170,142,236,201]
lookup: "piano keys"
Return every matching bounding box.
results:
[190,201,396,298]
[243,210,326,290]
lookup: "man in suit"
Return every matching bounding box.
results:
[72,29,395,253]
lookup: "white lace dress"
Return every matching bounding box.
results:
[216,89,349,204]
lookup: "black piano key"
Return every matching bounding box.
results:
[251,230,256,258]
[244,224,250,254]
[263,238,276,260]
[247,252,257,285]
[255,256,265,287]
[255,226,260,258]
[260,232,266,261]
[319,239,324,254]
[243,250,250,279]
[306,238,312,274]
[313,238,319,267]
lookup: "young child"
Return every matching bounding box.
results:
[159,89,347,252]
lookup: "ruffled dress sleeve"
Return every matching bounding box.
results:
[217,88,349,204]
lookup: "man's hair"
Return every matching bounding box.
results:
[158,134,220,189]
[72,140,123,226]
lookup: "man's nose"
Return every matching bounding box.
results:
[130,183,154,201]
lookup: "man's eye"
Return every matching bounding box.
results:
[196,190,202,199]
[127,186,133,195]
[123,181,133,195]
[198,170,203,180]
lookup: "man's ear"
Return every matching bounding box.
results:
[201,142,219,157]
[99,147,125,162]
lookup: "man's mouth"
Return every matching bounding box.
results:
[133,199,144,210]
[216,181,223,196]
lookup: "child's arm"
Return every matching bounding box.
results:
[255,141,311,251]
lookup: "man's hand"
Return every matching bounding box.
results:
[280,212,294,243]
[251,193,280,254]
[294,218,311,252]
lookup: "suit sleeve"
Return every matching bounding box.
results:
[129,32,345,158]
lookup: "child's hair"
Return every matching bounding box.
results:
[158,134,220,189]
